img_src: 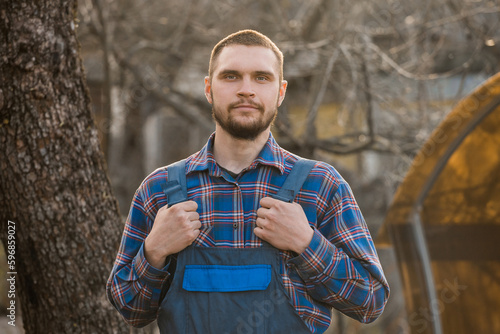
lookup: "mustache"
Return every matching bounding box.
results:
[228,100,264,111]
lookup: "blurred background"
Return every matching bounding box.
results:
[1,0,499,333]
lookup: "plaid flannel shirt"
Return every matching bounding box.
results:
[107,132,389,333]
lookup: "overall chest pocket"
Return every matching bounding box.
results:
[183,264,273,334]
[183,264,271,292]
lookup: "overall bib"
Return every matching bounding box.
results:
[157,159,315,334]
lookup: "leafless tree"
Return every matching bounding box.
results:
[0,0,129,332]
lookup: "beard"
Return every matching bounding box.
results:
[212,97,278,141]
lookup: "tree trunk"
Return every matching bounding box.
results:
[0,1,129,332]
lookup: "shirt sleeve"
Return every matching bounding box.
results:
[288,180,390,323]
[106,187,171,327]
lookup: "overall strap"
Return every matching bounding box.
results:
[162,159,187,206]
[162,158,316,205]
[271,158,316,203]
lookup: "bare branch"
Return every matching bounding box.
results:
[112,45,213,132]
[365,42,479,80]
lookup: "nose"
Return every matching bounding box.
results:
[237,78,255,98]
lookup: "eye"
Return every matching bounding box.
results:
[224,74,237,80]
[256,76,268,81]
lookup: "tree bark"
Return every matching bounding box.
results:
[0,1,128,332]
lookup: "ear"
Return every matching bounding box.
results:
[204,76,213,104]
[278,80,288,107]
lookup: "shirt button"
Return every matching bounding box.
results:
[233,223,238,229]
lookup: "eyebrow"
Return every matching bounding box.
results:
[218,69,240,77]
[217,69,276,79]
[254,71,276,79]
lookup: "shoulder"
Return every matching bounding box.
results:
[311,160,347,186]
[134,158,193,219]
[131,166,171,219]
[138,166,169,196]
[137,157,190,192]
[282,150,347,190]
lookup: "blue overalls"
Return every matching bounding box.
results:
[157,159,315,334]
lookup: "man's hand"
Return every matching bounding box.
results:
[254,197,314,254]
[144,201,201,269]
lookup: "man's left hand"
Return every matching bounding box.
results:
[255,197,314,254]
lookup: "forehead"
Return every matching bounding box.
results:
[213,45,280,76]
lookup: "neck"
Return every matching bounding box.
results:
[213,126,270,174]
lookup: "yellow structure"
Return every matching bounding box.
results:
[379,73,500,334]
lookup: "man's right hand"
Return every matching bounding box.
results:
[144,200,201,269]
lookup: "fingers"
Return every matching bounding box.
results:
[191,228,201,240]
[157,200,198,214]
[157,201,199,219]
[160,200,197,212]
[257,198,277,231]
[191,219,202,230]
[180,202,201,230]
[256,207,266,219]
[177,200,198,212]
[257,199,278,222]
[255,217,266,229]
[254,218,267,238]
[257,197,277,218]
[259,196,277,208]
[186,211,200,222]
[253,225,264,239]
[183,208,201,230]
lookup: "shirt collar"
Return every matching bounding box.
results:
[186,132,286,176]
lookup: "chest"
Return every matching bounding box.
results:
[188,170,283,246]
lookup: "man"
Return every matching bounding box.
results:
[107,29,389,334]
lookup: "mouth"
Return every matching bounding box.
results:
[234,105,258,110]
[230,103,263,113]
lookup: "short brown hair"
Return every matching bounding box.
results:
[208,29,284,82]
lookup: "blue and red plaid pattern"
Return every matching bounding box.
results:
[107,133,389,333]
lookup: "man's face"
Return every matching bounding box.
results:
[205,45,287,141]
